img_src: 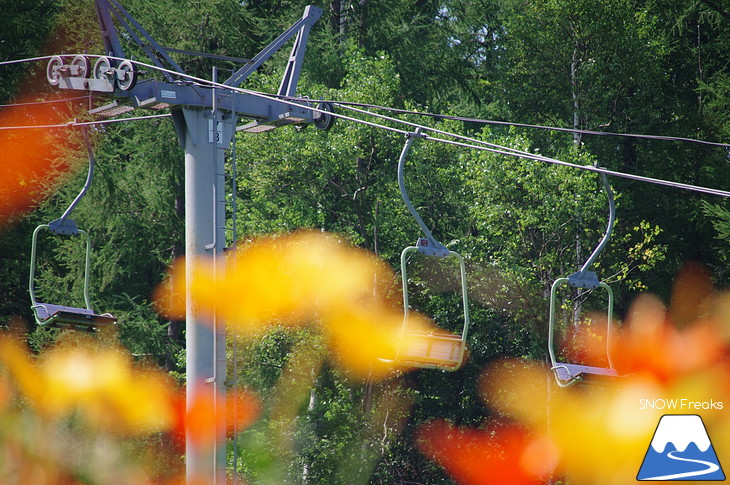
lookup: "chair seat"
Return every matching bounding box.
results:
[33,303,117,331]
[401,331,465,369]
[552,362,618,383]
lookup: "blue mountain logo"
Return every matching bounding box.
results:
[637,414,725,481]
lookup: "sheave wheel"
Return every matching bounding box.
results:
[46,56,64,86]
[70,55,91,78]
[115,59,137,91]
[93,56,112,80]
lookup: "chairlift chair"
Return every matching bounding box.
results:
[397,244,470,370]
[28,129,117,332]
[548,168,619,387]
[383,129,470,371]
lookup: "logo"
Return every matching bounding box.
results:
[637,414,725,481]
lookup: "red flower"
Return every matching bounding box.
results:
[417,420,558,485]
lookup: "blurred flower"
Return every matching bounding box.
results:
[324,301,435,379]
[0,92,80,226]
[476,263,730,484]
[568,263,729,384]
[155,231,394,327]
[178,386,261,449]
[0,373,10,412]
[417,419,558,485]
[0,338,176,434]
[0,334,262,484]
[481,360,661,484]
[155,230,450,379]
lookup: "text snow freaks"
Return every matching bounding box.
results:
[640,399,724,411]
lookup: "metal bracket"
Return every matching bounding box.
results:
[58,74,115,93]
[48,218,80,236]
[50,2,328,134]
[95,0,185,79]
[567,270,601,289]
[223,5,322,89]
[415,237,450,258]
[278,5,321,97]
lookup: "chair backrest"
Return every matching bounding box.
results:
[547,277,615,386]
[29,224,93,325]
[397,246,470,371]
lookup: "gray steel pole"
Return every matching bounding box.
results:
[47,7,324,485]
[181,107,233,484]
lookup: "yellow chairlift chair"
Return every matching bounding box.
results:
[383,129,470,371]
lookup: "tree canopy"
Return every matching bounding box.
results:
[1,0,729,483]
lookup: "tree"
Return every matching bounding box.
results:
[491,0,730,299]
[3,0,729,483]
[0,0,59,104]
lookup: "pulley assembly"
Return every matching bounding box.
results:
[47,55,137,92]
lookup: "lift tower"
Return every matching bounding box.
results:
[46,0,332,482]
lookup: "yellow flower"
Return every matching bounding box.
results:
[155,230,452,378]
[478,263,730,484]
[0,338,175,434]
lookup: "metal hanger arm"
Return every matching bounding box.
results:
[569,168,616,288]
[48,128,95,236]
[398,130,450,257]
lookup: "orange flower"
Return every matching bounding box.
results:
[475,264,730,484]
[572,263,729,384]
[417,420,558,485]
[610,293,726,382]
[481,359,666,484]
[0,92,80,225]
[155,231,393,328]
[177,387,261,449]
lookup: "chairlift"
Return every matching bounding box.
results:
[548,167,619,386]
[28,128,117,332]
[383,129,470,371]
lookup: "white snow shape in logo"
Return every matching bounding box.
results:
[650,415,711,453]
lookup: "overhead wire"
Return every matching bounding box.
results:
[4,54,728,147]
[428,135,730,198]
[2,54,730,198]
[1,55,410,136]
[3,54,728,146]
[288,98,730,149]
[0,55,57,67]
[0,95,91,108]
[0,113,171,131]
[337,103,547,160]
[334,103,730,198]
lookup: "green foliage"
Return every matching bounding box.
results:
[234,49,408,256]
[2,0,729,482]
[461,132,664,293]
[702,200,730,283]
[0,0,59,104]
[700,72,730,140]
